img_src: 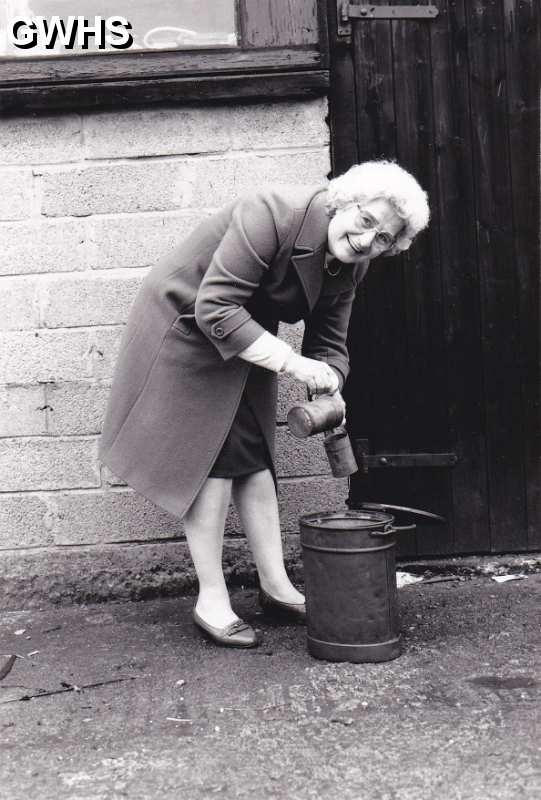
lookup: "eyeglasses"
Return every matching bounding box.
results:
[348,205,397,250]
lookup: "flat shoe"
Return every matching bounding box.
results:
[258,587,306,622]
[193,609,258,648]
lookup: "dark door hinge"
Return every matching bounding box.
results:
[353,438,457,474]
[337,3,439,37]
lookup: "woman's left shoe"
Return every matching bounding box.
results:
[258,587,306,622]
[193,609,259,648]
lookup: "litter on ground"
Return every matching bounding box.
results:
[491,574,525,583]
[396,571,424,588]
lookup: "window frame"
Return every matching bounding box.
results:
[0,0,330,113]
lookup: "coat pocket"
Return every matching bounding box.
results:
[172,313,197,337]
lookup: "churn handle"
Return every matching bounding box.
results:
[391,524,417,533]
[369,523,417,538]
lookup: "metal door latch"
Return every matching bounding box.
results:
[338,3,438,37]
[353,438,457,474]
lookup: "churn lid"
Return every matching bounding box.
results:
[352,502,446,526]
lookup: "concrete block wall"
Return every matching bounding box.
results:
[0,99,348,607]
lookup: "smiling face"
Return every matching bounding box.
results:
[327,197,405,264]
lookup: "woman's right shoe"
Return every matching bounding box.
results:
[258,587,306,622]
[192,608,259,648]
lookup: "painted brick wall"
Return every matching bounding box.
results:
[0,99,349,606]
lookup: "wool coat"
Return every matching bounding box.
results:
[98,184,367,519]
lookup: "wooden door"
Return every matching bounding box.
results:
[328,0,540,555]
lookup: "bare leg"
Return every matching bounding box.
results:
[183,476,239,629]
[232,469,304,604]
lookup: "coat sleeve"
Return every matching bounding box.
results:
[194,193,286,361]
[301,289,356,391]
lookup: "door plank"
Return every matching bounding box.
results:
[428,0,490,553]
[501,0,541,549]
[352,17,397,160]
[466,0,527,551]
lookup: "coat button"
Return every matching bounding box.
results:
[214,326,225,338]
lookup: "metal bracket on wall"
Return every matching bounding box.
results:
[337,3,439,37]
[353,438,458,474]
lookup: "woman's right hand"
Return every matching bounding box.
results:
[283,353,340,395]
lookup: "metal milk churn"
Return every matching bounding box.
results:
[300,503,445,663]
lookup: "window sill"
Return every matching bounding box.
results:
[0,68,329,114]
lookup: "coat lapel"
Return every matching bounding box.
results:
[290,190,329,312]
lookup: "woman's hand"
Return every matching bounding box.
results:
[283,353,340,396]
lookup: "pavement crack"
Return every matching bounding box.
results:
[0,675,137,704]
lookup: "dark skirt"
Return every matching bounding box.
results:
[208,390,270,478]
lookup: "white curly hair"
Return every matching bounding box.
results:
[325,160,430,256]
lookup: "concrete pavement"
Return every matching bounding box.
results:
[1,574,540,799]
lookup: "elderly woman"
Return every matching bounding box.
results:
[99,160,429,648]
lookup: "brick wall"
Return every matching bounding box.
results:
[0,99,348,607]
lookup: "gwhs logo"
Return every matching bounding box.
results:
[9,16,134,50]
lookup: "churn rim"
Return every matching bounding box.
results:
[299,509,395,530]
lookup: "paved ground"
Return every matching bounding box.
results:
[1,574,540,800]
